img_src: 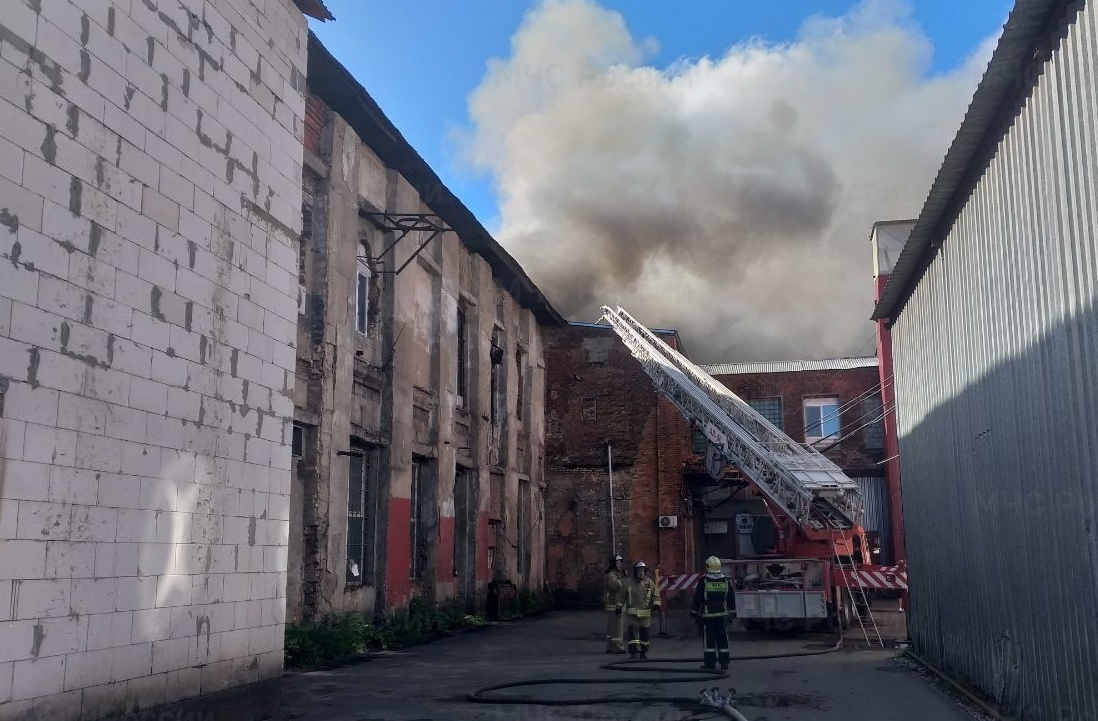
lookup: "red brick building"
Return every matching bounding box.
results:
[698,358,892,563]
[544,323,698,601]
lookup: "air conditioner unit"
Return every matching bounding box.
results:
[658,515,679,529]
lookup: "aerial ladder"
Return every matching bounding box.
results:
[601,306,887,644]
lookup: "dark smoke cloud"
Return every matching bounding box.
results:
[463,0,996,362]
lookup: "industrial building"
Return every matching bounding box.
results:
[543,322,696,600]
[287,35,562,622]
[872,1,1098,718]
[543,321,895,601]
[0,1,327,719]
[699,358,893,564]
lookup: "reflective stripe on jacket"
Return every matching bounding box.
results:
[626,577,660,617]
[692,573,733,618]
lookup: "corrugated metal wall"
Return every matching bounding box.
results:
[853,477,891,566]
[891,3,1098,719]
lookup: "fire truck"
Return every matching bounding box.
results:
[602,306,907,644]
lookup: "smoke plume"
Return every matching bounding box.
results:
[462,0,997,362]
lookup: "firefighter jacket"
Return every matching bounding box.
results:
[626,576,660,618]
[604,570,627,611]
[692,572,734,618]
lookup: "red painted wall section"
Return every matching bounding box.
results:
[476,511,490,582]
[436,515,455,583]
[385,497,412,608]
[875,273,907,563]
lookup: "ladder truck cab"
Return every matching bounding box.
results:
[602,306,903,642]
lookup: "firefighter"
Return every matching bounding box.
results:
[691,556,734,670]
[603,554,627,653]
[625,560,660,659]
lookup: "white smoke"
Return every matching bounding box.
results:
[463,0,997,362]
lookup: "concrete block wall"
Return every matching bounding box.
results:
[0,1,306,718]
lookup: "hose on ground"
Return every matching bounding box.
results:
[467,629,844,707]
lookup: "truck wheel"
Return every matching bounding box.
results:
[739,618,761,631]
[839,593,855,630]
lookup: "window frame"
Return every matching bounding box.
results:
[748,396,784,431]
[355,242,371,336]
[346,447,378,585]
[410,460,421,579]
[456,306,468,409]
[803,396,841,443]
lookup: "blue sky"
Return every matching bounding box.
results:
[309,1,1012,229]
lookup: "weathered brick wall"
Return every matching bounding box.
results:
[0,1,306,719]
[545,325,695,598]
[711,366,886,472]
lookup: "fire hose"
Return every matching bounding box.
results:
[467,628,844,716]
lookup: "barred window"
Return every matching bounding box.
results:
[748,397,783,430]
[346,448,378,584]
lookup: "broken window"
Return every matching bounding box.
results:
[356,241,371,336]
[490,328,504,428]
[456,306,468,409]
[410,459,433,580]
[346,446,378,584]
[518,479,531,580]
[299,174,315,317]
[292,424,304,458]
[515,348,526,422]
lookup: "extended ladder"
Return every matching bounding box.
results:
[600,306,864,530]
[831,523,884,647]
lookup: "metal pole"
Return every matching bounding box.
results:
[607,443,616,553]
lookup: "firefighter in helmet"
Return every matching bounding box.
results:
[625,560,660,659]
[603,554,627,653]
[691,556,734,670]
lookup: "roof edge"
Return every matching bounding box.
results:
[872,0,1074,322]
[305,32,564,326]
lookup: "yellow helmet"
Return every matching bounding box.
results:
[705,556,721,573]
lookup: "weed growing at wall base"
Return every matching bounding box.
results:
[284,598,489,668]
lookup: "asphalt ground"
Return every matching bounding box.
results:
[277,608,984,721]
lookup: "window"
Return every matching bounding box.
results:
[490,329,504,428]
[581,397,597,422]
[748,397,783,430]
[355,243,370,336]
[291,424,304,458]
[517,480,531,580]
[346,448,378,584]
[862,396,885,450]
[456,307,468,409]
[299,179,313,316]
[691,427,708,454]
[804,397,841,443]
[515,349,526,422]
[409,460,432,580]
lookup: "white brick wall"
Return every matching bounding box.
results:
[0,1,306,718]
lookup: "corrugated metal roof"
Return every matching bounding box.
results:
[701,357,878,375]
[872,0,1070,321]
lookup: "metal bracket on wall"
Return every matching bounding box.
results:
[363,212,451,275]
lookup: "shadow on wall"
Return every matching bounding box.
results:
[900,298,1098,721]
